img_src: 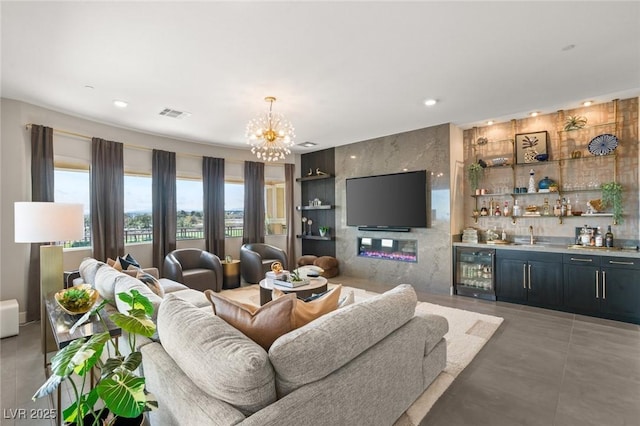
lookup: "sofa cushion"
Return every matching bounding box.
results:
[158,278,189,294]
[79,257,105,286]
[205,290,296,351]
[158,294,276,415]
[268,284,417,396]
[271,284,342,328]
[171,288,210,308]
[114,274,163,320]
[94,265,127,302]
[297,255,318,266]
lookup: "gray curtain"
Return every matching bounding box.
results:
[285,163,296,270]
[152,149,176,269]
[27,125,54,322]
[203,156,225,257]
[242,161,265,244]
[91,138,125,261]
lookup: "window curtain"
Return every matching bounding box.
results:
[26,125,54,322]
[285,163,296,270]
[91,138,125,262]
[242,161,265,244]
[152,149,176,269]
[203,156,225,257]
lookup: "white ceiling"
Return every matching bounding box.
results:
[2,1,639,154]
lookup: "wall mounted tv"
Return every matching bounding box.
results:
[346,170,430,231]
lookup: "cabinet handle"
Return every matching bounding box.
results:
[602,271,606,300]
[570,257,593,262]
[608,260,634,266]
[595,271,599,299]
[522,264,527,289]
[528,264,532,290]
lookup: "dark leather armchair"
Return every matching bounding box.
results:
[240,243,288,284]
[163,248,223,292]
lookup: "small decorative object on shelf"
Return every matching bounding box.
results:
[225,255,233,264]
[319,226,329,237]
[564,115,587,131]
[306,219,313,235]
[316,168,328,176]
[467,162,484,192]
[528,169,537,193]
[588,134,618,156]
[600,181,623,224]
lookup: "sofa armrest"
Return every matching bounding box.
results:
[200,251,224,292]
[163,254,184,282]
[413,312,449,355]
[141,342,246,426]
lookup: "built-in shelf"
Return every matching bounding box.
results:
[296,174,334,182]
[296,234,334,241]
[296,205,334,211]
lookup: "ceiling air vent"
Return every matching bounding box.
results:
[159,108,191,119]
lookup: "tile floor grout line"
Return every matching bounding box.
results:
[551,313,576,426]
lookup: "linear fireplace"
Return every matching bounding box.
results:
[357,237,417,262]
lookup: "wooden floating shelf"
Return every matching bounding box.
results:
[296,205,334,211]
[296,174,334,182]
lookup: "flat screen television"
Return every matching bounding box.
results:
[346,170,429,230]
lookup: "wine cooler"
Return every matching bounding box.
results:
[454,247,496,301]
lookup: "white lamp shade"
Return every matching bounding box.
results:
[14,202,85,243]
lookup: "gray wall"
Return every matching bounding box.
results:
[335,123,462,295]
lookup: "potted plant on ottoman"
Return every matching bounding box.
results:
[33,290,157,425]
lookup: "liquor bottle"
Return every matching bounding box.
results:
[561,198,567,217]
[566,198,572,216]
[494,204,501,216]
[595,227,603,247]
[512,199,521,217]
[480,201,488,216]
[542,198,551,216]
[605,225,614,248]
[527,169,537,193]
[552,199,561,216]
[503,201,510,217]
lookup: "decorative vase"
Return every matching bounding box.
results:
[538,176,553,191]
[528,169,537,193]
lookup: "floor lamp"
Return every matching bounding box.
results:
[14,202,84,358]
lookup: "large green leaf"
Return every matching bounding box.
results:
[32,332,109,400]
[97,370,146,418]
[117,289,154,317]
[110,310,155,338]
[101,352,141,379]
[69,299,111,334]
[62,388,99,424]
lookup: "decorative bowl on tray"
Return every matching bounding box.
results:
[54,284,98,315]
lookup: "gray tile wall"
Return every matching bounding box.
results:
[335,124,453,294]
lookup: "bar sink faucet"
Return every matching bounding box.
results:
[529,225,535,245]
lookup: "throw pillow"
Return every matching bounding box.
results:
[272,284,342,329]
[338,289,355,308]
[106,257,122,270]
[204,290,296,351]
[118,253,140,270]
[136,270,165,298]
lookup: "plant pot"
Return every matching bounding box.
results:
[67,411,144,426]
[319,230,327,237]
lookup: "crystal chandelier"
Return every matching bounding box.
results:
[246,96,295,162]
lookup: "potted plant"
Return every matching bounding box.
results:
[600,181,624,224]
[33,289,157,425]
[467,162,484,192]
[319,226,330,237]
[564,115,587,131]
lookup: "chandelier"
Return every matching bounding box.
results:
[246,96,295,162]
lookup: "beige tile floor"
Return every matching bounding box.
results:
[2,276,638,426]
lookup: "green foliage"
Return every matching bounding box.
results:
[32,290,157,425]
[600,181,624,224]
[467,162,484,191]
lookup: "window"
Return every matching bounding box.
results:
[54,167,91,248]
[225,182,244,237]
[176,178,204,240]
[265,181,286,235]
[124,174,152,244]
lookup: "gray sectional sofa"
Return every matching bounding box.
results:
[78,258,449,426]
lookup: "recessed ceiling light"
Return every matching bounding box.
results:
[298,141,317,148]
[403,168,409,172]
[530,112,539,117]
[583,101,593,107]
[350,155,357,159]
[424,99,437,107]
[487,120,494,125]
[113,100,128,108]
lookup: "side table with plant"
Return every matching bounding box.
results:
[33,289,157,426]
[600,181,624,224]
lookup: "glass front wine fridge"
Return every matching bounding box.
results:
[454,247,496,301]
